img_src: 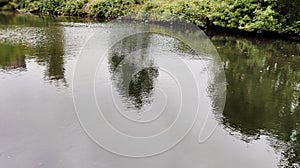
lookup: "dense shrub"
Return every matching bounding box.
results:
[138,0,299,34]
[90,0,142,19]
[1,0,299,35]
[60,0,86,16]
[208,0,282,32]
[37,0,61,14]
[0,0,19,10]
[12,0,86,16]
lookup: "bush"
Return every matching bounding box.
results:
[16,0,86,16]
[60,0,87,16]
[209,0,282,32]
[41,0,61,14]
[90,0,142,19]
[139,0,299,34]
[1,0,299,35]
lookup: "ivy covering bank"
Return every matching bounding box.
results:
[0,0,299,35]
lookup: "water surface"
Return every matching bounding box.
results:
[0,13,299,167]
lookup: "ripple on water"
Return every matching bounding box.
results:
[0,27,47,47]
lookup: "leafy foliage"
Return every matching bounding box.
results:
[6,0,87,15]
[1,0,299,34]
[60,0,86,16]
[90,0,142,19]
[139,0,299,34]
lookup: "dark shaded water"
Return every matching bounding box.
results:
[0,13,299,167]
[212,35,300,167]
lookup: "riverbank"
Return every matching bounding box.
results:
[1,0,299,39]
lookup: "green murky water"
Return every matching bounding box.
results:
[212,34,300,167]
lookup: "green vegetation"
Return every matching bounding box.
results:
[0,0,87,15]
[90,0,143,19]
[0,0,299,35]
[138,0,299,35]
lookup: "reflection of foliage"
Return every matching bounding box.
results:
[108,33,159,109]
[110,53,125,71]
[281,127,300,168]
[129,67,158,108]
[0,43,27,70]
[174,40,199,56]
[0,13,66,84]
[0,11,56,27]
[0,9,93,27]
[36,26,65,81]
[211,35,300,167]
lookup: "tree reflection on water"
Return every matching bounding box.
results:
[1,12,300,167]
[211,34,300,167]
[108,33,159,110]
[0,13,66,85]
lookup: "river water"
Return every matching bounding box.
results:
[0,13,299,168]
